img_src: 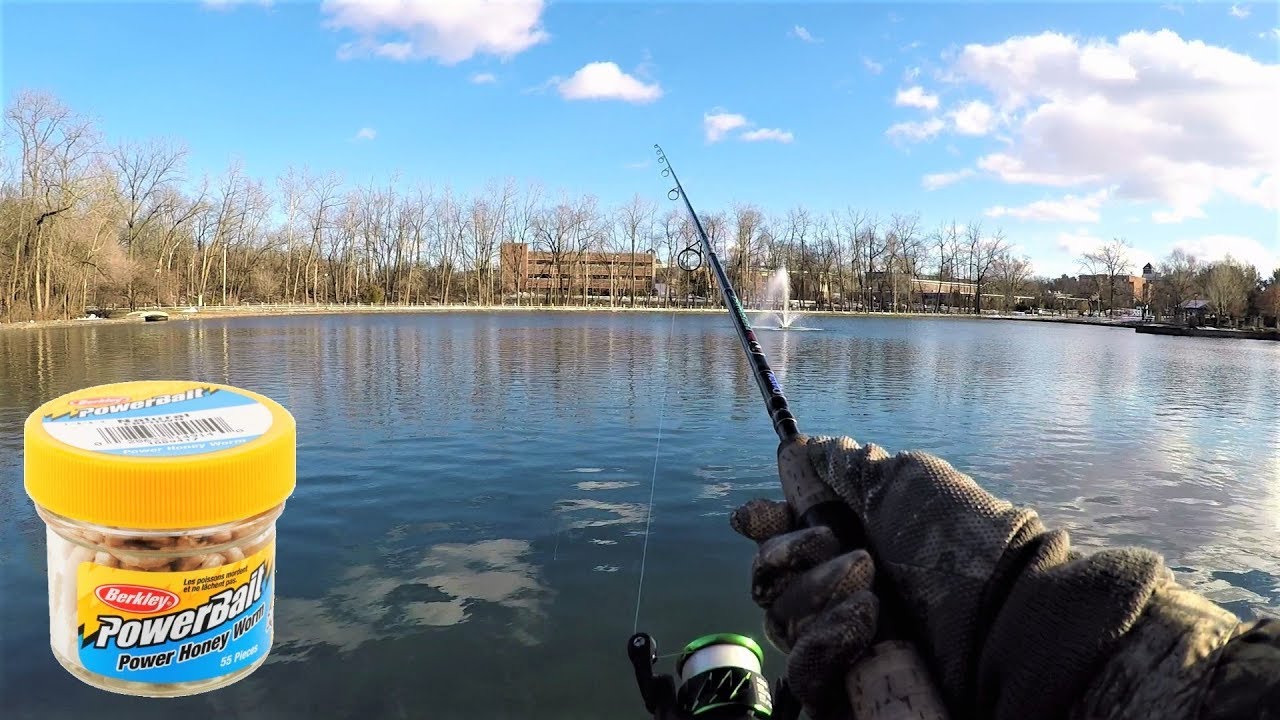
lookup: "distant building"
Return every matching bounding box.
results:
[907,277,977,297]
[1078,274,1147,304]
[499,243,656,299]
[863,273,975,297]
[1180,299,1213,326]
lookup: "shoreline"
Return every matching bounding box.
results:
[0,303,1147,332]
[5,304,1272,341]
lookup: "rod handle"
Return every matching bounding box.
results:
[845,641,950,720]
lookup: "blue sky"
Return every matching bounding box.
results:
[2,1,1277,277]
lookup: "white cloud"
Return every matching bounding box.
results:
[1229,4,1250,19]
[886,118,946,142]
[863,57,884,75]
[1172,235,1279,272]
[1056,230,1106,257]
[470,72,496,84]
[922,169,975,189]
[895,85,940,111]
[1040,231,1159,277]
[939,30,1279,223]
[976,153,1102,187]
[556,62,662,103]
[1262,29,1280,40]
[354,127,376,141]
[704,111,749,142]
[790,25,820,43]
[741,128,794,143]
[903,66,921,82]
[1161,3,1184,14]
[950,100,995,135]
[704,111,794,143]
[323,0,549,65]
[1152,206,1207,224]
[985,188,1111,222]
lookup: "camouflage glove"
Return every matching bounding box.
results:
[733,435,1256,720]
[730,497,878,720]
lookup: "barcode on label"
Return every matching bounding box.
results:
[96,417,235,445]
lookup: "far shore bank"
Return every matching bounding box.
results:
[5,304,1273,341]
[0,303,1156,333]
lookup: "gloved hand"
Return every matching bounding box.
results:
[730,497,878,719]
[731,435,1257,720]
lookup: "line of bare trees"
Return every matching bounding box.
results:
[4,90,1275,325]
[1058,237,1279,325]
[0,91,1033,321]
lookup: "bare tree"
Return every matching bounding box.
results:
[3,90,102,319]
[113,139,185,306]
[929,220,960,312]
[615,195,656,305]
[1202,257,1253,323]
[838,208,868,310]
[966,221,1010,315]
[1078,237,1133,316]
[1154,248,1200,319]
[887,212,921,311]
[992,252,1034,312]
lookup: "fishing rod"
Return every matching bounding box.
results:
[626,145,950,720]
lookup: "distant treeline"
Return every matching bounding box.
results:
[3,90,1277,323]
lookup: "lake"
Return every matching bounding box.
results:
[1,312,1277,719]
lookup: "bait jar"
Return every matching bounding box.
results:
[24,380,295,697]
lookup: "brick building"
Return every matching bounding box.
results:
[500,243,656,299]
[1078,274,1147,305]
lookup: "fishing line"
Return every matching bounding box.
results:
[632,310,678,633]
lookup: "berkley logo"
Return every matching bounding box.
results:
[95,585,180,614]
[69,396,132,408]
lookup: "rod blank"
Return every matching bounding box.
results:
[654,144,799,443]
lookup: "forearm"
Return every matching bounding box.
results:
[1072,584,1280,720]
[811,437,1268,720]
[818,439,1162,714]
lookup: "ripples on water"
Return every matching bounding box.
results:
[0,313,1277,719]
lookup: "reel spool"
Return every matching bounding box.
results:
[629,632,791,719]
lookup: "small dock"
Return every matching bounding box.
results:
[1135,324,1278,341]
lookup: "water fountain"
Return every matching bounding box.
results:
[752,267,819,331]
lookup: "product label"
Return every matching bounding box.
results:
[42,386,273,457]
[76,543,274,683]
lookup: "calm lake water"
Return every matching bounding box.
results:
[2,312,1277,719]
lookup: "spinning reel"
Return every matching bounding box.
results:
[627,632,801,720]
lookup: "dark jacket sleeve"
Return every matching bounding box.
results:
[1202,619,1280,720]
[808,436,1274,720]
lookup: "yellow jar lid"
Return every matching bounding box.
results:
[25,380,296,530]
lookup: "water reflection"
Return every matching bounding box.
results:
[272,537,549,663]
[553,498,648,529]
[1,313,1277,718]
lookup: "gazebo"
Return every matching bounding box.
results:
[1179,299,1212,327]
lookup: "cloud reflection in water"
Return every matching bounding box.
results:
[270,537,548,662]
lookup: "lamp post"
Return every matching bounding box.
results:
[1141,262,1156,322]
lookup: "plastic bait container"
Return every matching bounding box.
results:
[24,380,295,697]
